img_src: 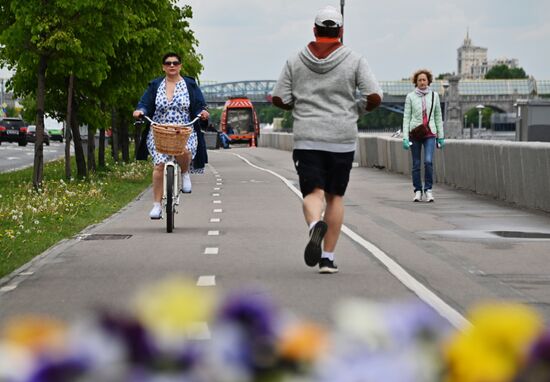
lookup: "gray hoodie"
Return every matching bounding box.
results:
[273,45,383,152]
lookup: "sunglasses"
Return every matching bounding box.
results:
[163,60,181,66]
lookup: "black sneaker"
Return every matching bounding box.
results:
[304,221,328,267]
[319,258,339,274]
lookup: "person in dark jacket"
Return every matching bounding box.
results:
[133,52,209,219]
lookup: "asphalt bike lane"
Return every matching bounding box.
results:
[0,147,418,327]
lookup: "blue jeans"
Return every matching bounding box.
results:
[410,137,435,192]
[220,133,231,148]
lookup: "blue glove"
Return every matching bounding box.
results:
[402,138,410,150]
[437,138,445,149]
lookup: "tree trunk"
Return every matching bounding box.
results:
[98,128,106,167]
[120,112,130,162]
[65,74,74,180]
[111,108,120,162]
[134,120,141,160]
[70,105,87,178]
[87,125,96,172]
[32,55,48,190]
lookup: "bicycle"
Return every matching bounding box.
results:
[135,115,200,233]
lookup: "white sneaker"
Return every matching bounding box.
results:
[413,191,422,202]
[181,172,192,193]
[149,204,162,219]
[425,190,434,202]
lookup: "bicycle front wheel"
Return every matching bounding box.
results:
[166,165,175,233]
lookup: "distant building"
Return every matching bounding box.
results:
[457,31,519,79]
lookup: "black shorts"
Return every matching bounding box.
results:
[292,149,354,197]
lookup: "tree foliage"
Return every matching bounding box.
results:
[0,0,202,184]
[485,64,527,79]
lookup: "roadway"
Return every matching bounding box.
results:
[0,141,67,173]
[1,147,550,329]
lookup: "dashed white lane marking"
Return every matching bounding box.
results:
[213,209,223,213]
[214,187,221,191]
[197,275,216,286]
[231,152,471,330]
[216,182,222,186]
[210,218,221,223]
[208,230,219,236]
[212,193,220,197]
[7,157,19,160]
[213,200,222,204]
[0,285,17,292]
[204,247,219,255]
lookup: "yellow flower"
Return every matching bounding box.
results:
[1,316,67,354]
[278,322,328,363]
[133,277,216,343]
[444,302,543,382]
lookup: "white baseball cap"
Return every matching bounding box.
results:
[314,5,343,28]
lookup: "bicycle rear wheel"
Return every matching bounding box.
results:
[166,165,175,233]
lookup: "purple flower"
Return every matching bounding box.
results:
[530,329,550,362]
[99,311,157,366]
[29,357,88,382]
[217,291,278,338]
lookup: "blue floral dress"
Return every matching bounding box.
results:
[146,78,198,166]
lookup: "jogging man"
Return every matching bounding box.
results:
[272,5,383,273]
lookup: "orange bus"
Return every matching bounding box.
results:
[220,97,259,145]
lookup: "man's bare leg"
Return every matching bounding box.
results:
[303,188,328,266]
[303,188,325,225]
[323,194,344,252]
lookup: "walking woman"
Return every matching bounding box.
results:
[402,69,444,202]
[133,52,209,219]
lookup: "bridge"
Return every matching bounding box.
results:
[202,77,550,137]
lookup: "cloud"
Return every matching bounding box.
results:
[180,0,550,82]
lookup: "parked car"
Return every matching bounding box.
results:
[0,117,28,146]
[47,126,64,142]
[26,125,50,146]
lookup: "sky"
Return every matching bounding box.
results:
[179,0,550,83]
[2,1,549,83]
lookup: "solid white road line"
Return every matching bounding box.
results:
[231,152,470,330]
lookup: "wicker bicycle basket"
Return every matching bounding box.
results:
[152,123,193,156]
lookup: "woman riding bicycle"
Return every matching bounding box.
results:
[133,52,209,219]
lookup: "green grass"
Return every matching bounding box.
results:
[0,155,152,279]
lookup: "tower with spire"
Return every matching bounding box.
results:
[457,29,488,79]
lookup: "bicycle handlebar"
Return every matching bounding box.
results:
[136,115,201,128]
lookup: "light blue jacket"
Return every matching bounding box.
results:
[402,91,444,138]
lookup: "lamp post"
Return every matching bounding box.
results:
[442,82,449,130]
[340,0,345,43]
[476,104,485,138]
[464,114,468,139]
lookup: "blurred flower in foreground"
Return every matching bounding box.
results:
[316,298,450,382]
[444,302,544,382]
[2,279,550,382]
[1,316,67,355]
[278,322,327,365]
[133,276,216,346]
[515,329,550,382]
